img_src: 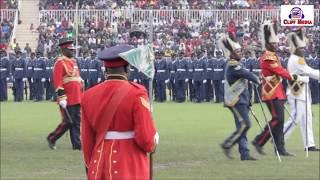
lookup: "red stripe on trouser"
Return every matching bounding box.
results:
[48,107,69,142]
[257,101,278,145]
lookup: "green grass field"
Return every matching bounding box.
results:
[1,100,319,180]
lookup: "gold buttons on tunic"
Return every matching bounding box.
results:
[92,171,95,174]
[113,150,117,153]
[113,160,117,164]
[94,160,97,163]
[114,171,118,174]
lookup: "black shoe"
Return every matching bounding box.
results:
[220,144,233,159]
[305,146,320,151]
[47,137,56,150]
[241,155,258,161]
[278,151,295,156]
[252,141,266,155]
[72,146,81,150]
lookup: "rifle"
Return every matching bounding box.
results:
[24,81,28,100]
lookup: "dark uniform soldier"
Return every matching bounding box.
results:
[252,22,298,156]
[0,49,10,101]
[174,53,188,103]
[193,55,206,102]
[309,52,320,104]
[78,56,89,89]
[44,53,55,100]
[47,38,82,150]
[26,52,35,100]
[11,50,26,102]
[213,51,225,103]
[219,33,260,160]
[33,52,46,101]
[155,56,169,102]
[186,56,195,101]
[88,51,102,88]
[168,54,176,101]
[205,55,214,102]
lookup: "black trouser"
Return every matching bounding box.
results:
[253,99,286,153]
[13,79,24,102]
[0,78,8,101]
[47,104,81,149]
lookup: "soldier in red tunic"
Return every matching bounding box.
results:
[46,38,82,150]
[252,23,298,156]
[81,45,159,180]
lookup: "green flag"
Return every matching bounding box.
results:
[119,44,155,79]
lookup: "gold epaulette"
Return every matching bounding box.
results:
[263,51,278,61]
[228,60,240,66]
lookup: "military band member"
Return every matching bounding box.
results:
[283,29,320,151]
[47,38,82,150]
[81,45,159,180]
[252,22,298,156]
[219,33,260,160]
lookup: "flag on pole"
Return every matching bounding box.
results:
[119,44,155,79]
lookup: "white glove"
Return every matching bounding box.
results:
[265,76,273,81]
[101,67,105,71]
[222,80,225,84]
[298,76,309,83]
[31,78,34,83]
[41,78,46,82]
[48,78,51,82]
[59,99,67,109]
[6,77,10,81]
[165,79,169,84]
[203,80,207,83]
[154,132,159,145]
[133,79,137,83]
[23,78,27,82]
[98,78,101,83]
[185,79,189,82]
[192,80,194,84]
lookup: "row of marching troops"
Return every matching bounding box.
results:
[0,49,105,102]
[1,48,319,103]
[151,51,320,104]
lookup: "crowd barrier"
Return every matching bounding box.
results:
[39,9,320,26]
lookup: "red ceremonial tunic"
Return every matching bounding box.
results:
[81,80,157,180]
[260,51,293,101]
[53,56,82,105]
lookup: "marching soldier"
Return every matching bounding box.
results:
[78,56,89,89]
[213,51,225,103]
[283,29,320,151]
[11,50,26,102]
[33,52,46,101]
[252,22,298,156]
[193,54,206,103]
[0,49,10,101]
[44,52,55,100]
[47,38,82,150]
[155,55,169,102]
[205,55,214,102]
[81,45,158,179]
[26,52,35,100]
[174,53,188,103]
[88,50,102,88]
[219,33,260,160]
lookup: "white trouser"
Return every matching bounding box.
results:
[283,97,315,148]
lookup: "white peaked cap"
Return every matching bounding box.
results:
[287,29,307,54]
[218,33,241,58]
[260,22,278,50]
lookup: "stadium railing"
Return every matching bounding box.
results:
[39,9,320,25]
[0,9,18,50]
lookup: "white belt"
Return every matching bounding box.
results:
[27,67,32,70]
[81,69,88,71]
[214,69,223,71]
[0,68,7,71]
[207,68,213,71]
[89,69,97,71]
[130,69,135,71]
[105,131,135,140]
[15,68,23,70]
[34,68,43,71]
[170,71,175,73]
[45,67,51,70]
[177,69,186,71]
[157,70,166,73]
[188,70,193,72]
[195,68,204,71]
[253,69,261,72]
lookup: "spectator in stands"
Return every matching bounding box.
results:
[24,43,32,57]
